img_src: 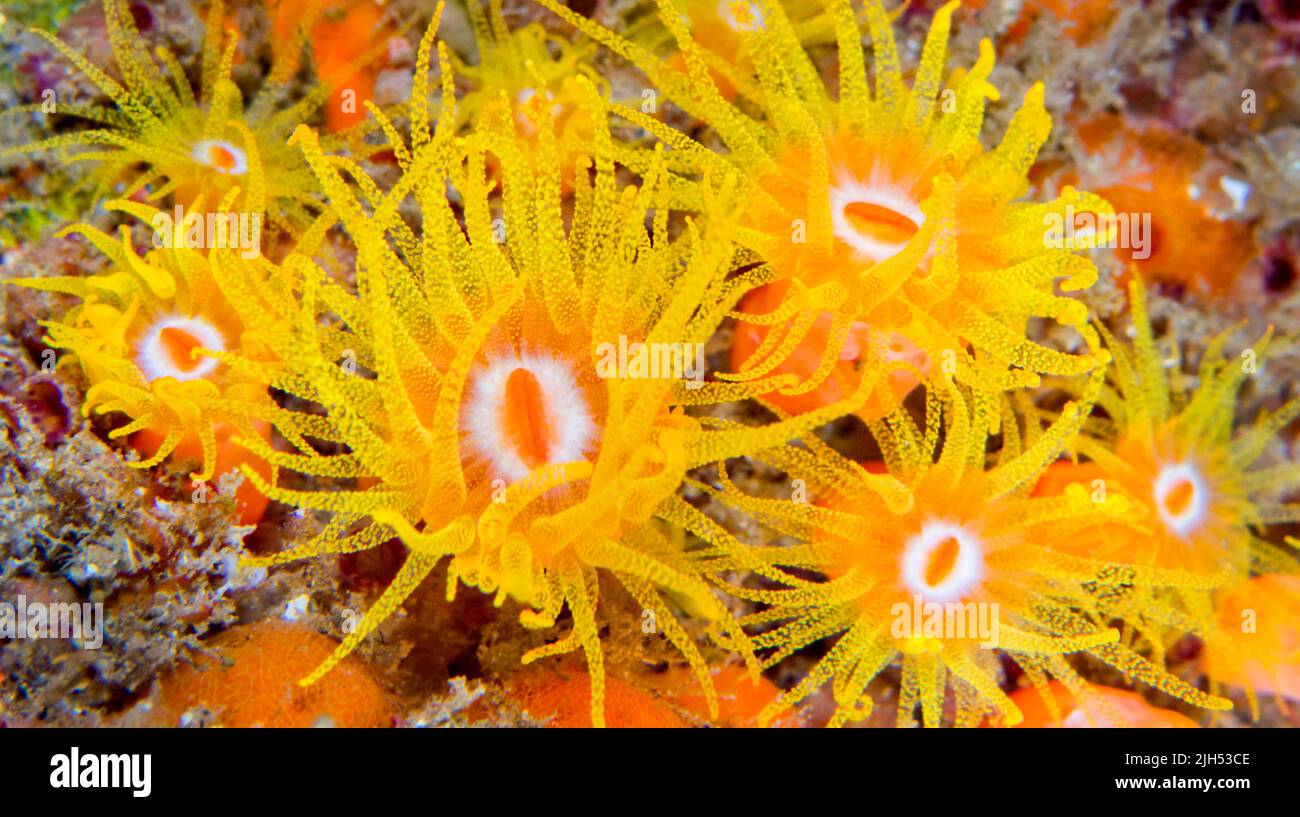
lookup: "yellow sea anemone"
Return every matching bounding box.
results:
[1055,279,1300,575]
[625,0,844,102]
[6,200,296,522]
[535,0,1112,412]
[233,12,872,725]
[449,0,604,193]
[1032,277,1300,716]
[2,0,331,239]
[669,360,1233,726]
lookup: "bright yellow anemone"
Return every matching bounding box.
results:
[8,200,291,484]
[672,363,1233,726]
[535,0,1112,414]
[3,0,332,238]
[235,11,872,726]
[1038,278,1300,717]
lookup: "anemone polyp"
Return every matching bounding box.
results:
[463,352,598,483]
[137,315,226,383]
[192,139,249,175]
[829,175,925,263]
[900,520,985,603]
[1152,461,1210,539]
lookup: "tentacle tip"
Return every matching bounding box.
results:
[287,123,315,146]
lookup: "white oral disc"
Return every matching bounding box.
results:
[829,175,926,263]
[1152,461,1209,539]
[462,352,597,483]
[137,315,226,383]
[192,139,249,175]
[900,519,985,603]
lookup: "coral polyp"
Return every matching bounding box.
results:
[7,203,290,500]
[1034,278,1300,713]
[228,18,861,725]
[450,0,603,193]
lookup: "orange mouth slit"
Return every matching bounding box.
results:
[842,200,921,247]
[1162,477,1195,518]
[923,535,962,588]
[503,366,552,471]
[159,326,206,373]
[208,144,239,173]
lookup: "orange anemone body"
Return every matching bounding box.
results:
[270,0,394,132]
[1033,421,1247,575]
[479,667,687,728]
[240,47,769,727]
[312,2,393,132]
[1203,575,1300,701]
[646,663,800,727]
[730,280,927,418]
[132,420,273,525]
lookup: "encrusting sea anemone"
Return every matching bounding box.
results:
[230,8,878,726]
[535,0,1112,415]
[670,361,1234,726]
[625,0,844,102]
[3,0,1290,732]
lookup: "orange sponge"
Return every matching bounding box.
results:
[479,667,686,728]
[156,621,392,727]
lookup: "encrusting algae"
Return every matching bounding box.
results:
[1,0,1296,729]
